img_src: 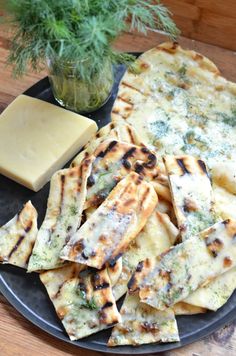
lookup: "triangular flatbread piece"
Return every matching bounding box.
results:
[108,294,179,346]
[0,201,38,269]
[40,264,121,340]
[61,172,158,269]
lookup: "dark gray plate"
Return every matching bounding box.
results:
[0,63,236,354]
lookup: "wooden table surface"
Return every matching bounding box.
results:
[0,25,236,356]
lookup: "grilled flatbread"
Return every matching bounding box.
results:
[164,155,236,311]
[108,294,179,346]
[112,42,236,169]
[28,160,93,272]
[0,201,38,269]
[60,172,158,269]
[111,43,236,247]
[40,264,121,340]
[129,219,236,310]
[113,210,178,301]
[83,139,160,209]
[71,122,146,168]
[184,267,236,311]
[164,155,217,240]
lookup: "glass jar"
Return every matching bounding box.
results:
[47,57,114,113]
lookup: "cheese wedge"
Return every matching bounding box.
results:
[164,155,217,240]
[60,172,158,269]
[0,95,97,191]
[108,294,179,346]
[28,161,92,272]
[40,264,121,340]
[0,201,38,269]
[129,219,236,310]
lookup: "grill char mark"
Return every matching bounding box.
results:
[8,234,25,259]
[97,141,118,158]
[121,81,147,96]
[87,175,95,187]
[108,253,123,268]
[117,95,134,106]
[122,147,136,161]
[198,159,210,178]
[102,301,113,309]
[127,126,135,144]
[176,158,190,174]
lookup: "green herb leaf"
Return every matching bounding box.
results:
[2,0,179,79]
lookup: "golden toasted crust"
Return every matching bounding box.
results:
[0,201,38,269]
[40,264,121,340]
[60,172,158,269]
[28,160,93,272]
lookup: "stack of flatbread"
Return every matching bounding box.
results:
[1,42,236,347]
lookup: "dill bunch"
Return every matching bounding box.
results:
[1,0,180,80]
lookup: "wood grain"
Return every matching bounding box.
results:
[1,12,236,356]
[162,0,236,50]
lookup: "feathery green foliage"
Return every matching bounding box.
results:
[1,0,180,80]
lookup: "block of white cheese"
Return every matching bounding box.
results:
[0,95,97,191]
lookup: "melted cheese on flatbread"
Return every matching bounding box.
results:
[0,201,38,269]
[108,294,179,346]
[129,220,236,310]
[60,172,158,269]
[164,155,217,240]
[28,161,92,272]
[40,264,121,340]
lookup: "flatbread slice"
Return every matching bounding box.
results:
[0,201,38,269]
[164,155,217,240]
[164,155,236,310]
[129,219,236,310]
[113,210,178,301]
[108,294,179,346]
[83,139,160,209]
[82,206,123,288]
[184,267,236,311]
[28,160,93,272]
[111,42,236,170]
[60,172,158,269]
[71,122,146,168]
[40,264,121,340]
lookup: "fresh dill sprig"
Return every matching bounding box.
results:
[1,0,180,80]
